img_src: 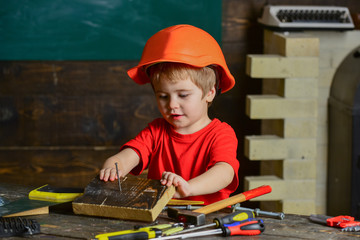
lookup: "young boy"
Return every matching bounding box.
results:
[99,24,239,205]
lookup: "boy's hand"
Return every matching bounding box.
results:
[99,148,140,182]
[161,171,191,198]
[99,166,123,182]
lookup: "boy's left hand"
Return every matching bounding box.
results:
[161,171,191,198]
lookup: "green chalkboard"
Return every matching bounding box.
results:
[0,0,222,60]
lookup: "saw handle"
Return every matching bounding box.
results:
[193,185,271,215]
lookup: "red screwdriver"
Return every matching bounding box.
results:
[156,219,265,239]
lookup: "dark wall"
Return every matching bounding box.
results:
[1,0,360,190]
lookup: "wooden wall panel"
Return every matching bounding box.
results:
[0,148,118,188]
[1,95,159,146]
[0,61,160,187]
[0,61,160,147]
[0,61,151,96]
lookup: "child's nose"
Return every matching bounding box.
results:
[168,97,179,109]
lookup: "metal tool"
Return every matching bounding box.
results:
[94,223,184,240]
[232,204,285,220]
[163,205,202,211]
[114,162,121,192]
[155,219,265,239]
[168,185,272,225]
[0,197,9,206]
[342,225,360,232]
[0,217,41,237]
[172,210,254,235]
[309,214,360,229]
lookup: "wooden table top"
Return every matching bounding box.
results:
[1,183,359,240]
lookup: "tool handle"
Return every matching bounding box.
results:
[215,211,254,227]
[242,185,272,200]
[327,215,354,227]
[339,221,360,228]
[222,220,265,236]
[95,229,162,240]
[96,231,148,240]
[193,185,271,215]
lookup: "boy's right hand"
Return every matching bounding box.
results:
[99,167,121,182]
[99,148,140,182]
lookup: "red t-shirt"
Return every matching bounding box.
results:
[122,118,239,205]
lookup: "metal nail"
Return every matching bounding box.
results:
[115,162,122,192]
[233,205,285,220]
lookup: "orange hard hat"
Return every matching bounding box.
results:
[127,24,235,93]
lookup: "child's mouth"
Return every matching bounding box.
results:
[171,114,183,120]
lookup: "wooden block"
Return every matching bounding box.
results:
[261,119,284,137]
[260,160,283,177]
[283,78,318,98]
[245,135,316,160]
[72,175,175,222]
[262,78,318,98]
[246,95,317,119]
[286,138,317,159]
[319,48,354,69]
[245,175,284,201]
[264,30,319,57]
[304,30,360,50]
[318,68,336,87]
[283,159,316,180]
[245,176,316,203]
[282,199,316,215]
[246,54,318,78]
[282,118,317,138]
[261,118,317,138]
[285,180,316,200]
[245,135,286,160]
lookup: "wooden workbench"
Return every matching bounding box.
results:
[1,183,359,239]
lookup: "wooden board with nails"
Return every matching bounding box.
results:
[72,175,175,222]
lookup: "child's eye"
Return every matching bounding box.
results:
[157,94,168,99]
[179,93,189,98]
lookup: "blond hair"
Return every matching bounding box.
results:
[148,62,216,98]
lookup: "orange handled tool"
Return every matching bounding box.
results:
[193,185,272,215]
[168,185,272,225]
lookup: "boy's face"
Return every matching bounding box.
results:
[153,76,216,135]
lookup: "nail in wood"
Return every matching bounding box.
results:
[115,162,122,192]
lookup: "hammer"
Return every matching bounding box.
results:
[167,185,272,225]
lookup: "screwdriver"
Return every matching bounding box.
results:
[95,223,183,240]
[172,210,254,235]
[157,219,265,239]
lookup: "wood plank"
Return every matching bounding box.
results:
[0,61,147,96]
[72,175,175,222]
[0,149,117,188]
[0,95,159,146]
[0,61,160,147]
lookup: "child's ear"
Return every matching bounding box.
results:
[205,86,217,103]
